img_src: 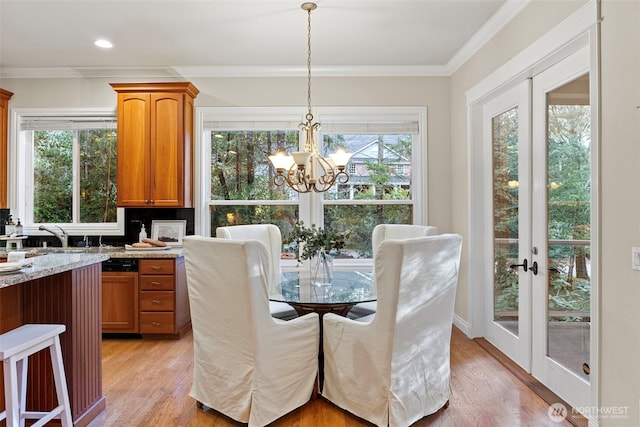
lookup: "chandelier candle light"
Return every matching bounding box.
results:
[268,2,352,193]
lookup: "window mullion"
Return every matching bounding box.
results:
[23,130,35,225]
[72,130,80,224]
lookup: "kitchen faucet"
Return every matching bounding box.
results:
[39,225,69,248]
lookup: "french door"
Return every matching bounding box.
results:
[483,80,532,370]
[484,47,593,410]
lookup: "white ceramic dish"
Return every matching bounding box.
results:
[0,262,23,274]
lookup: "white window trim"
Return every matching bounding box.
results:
[9,108,125,237]
[194,106,427,270]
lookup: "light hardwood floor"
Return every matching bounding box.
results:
[89,327,580,427]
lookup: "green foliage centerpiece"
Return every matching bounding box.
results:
[285,221,349,286]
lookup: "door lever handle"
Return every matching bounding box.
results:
[510,258,528,272]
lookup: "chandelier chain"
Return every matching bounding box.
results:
[306,6,313,121]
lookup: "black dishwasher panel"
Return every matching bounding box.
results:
[102,258,138,272]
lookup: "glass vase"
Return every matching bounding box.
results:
[312,250,333,287]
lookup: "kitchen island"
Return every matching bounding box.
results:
[0,251,109,427]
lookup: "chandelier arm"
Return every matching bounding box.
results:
[313,175,335,192]
[335,170,350,185]
[289,164,313,193]
[273,173,286,187]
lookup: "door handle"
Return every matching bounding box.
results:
[530,261,538,275]
[510,258,528,272]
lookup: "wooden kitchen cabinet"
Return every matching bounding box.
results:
[102,271,139,333]
[110,82,199,207]
[139,257,190,339]
[0,88,14,208]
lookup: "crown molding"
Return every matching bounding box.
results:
[0,66,184,79]
[0,64,451,79]
[173,65,451,78]
[445,0,531,74]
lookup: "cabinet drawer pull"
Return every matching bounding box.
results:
[152,299,161,304]
[152,322,161,326]
[151,281,162,286]
[151,265,162,270]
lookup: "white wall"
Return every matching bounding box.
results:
[599,0,640,424]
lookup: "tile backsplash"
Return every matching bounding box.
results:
[0,208,9,236]
[1,208,195,248]
[124,208,195,245]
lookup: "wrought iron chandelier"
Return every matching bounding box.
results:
[268,2,352,193]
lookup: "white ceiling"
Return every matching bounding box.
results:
[0,0,526,79]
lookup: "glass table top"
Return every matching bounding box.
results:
[270,270,375,305]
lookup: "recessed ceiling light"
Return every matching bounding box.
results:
[94,39,113,49]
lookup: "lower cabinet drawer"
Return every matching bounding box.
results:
[140,312,176,334]
[140,276,174,291]
[140,291,175,311]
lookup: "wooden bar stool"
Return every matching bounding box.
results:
[0,324,72,427]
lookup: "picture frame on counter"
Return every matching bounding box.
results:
[151,220,187,247]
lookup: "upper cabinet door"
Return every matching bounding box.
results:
[116,92,151,206]
[111,82,198,208]
[150,93,183,207]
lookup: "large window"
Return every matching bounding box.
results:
[12,109,124,235]
[198,107,426,265]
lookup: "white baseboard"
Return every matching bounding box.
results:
[453,314,471,337]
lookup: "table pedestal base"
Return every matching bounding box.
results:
[290,302,355,318]
[288,302,358,397]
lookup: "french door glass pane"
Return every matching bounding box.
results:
[492,107,520,335]
[546,74,591,381]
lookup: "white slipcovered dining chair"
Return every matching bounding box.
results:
[216,224,298,320]
[322,234,462,427]
[183,236,320,427]
[372,224,440,251]
[350,224,439,318]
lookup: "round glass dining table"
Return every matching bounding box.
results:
[271,269,375,394]
[270,270,375,317]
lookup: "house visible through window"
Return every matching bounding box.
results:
[200,107,426,263]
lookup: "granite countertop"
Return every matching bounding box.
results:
[105,247,184,259]
[0,246,185,288]
[0,246,184,259]
[0,252,110,288]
